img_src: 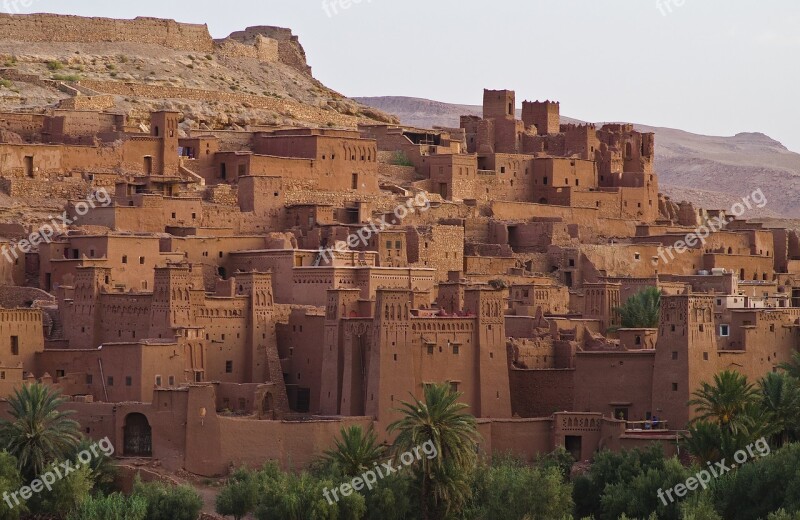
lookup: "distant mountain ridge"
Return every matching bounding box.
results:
[356,96,800,218]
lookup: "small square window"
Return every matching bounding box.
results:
[703,352,709,361]
[672,351,678,360]
[125,376,132,386]
[672,383,678,391]
[86,374,93,385]
[453,345,460,355]
[107,376,114,386]
[720,325,730,337]
[168,376,175,386]
[155,375,162,386]
[225,361,233,373]
[427,344,434,355]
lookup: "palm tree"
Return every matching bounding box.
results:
[688,370,761,435]
[759,371,800,446]
[778,351,800,379]
[682,421,724,464]
[613,287,661,329]
[321,425,386,477]
[388,383,480,520]
[683,371,777,462]
[0,383,81,478]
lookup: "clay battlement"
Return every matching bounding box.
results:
[0,13,214,52]
[222,26,311,75]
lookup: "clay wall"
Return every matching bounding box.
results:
[0,14,213,51]
[509,368,574,417]
[574,351,654,421]
[406,225,464,280]
[35,342,187,402]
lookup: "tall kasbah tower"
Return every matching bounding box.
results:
[463,287,512,418]
[652,293,716,430]
[149,264,194,340]
[66,266,111,347]
[150,111,180,175]
[522,100,560,135]
[319,288,362,415]
[235,271,289,412]
[583,282,622,331]
[365,288,414,422]
[483,89,516,120]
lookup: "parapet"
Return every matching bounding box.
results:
[0,14,213,52]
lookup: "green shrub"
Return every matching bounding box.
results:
[0,451,25,519]
[67,493,147,520]
[215,467,258,520]
[46,60,64,71]
[466,455,573,520]
[133,478,203,520]
[390,151,414,167]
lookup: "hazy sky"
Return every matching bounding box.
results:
[4,0,799,152]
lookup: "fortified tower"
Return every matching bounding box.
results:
[464,286,512,418]
[483,89,516,120]
[149,264,194,339]
[320,288,362,415]
[67,266,111,347]
[522,100,560,135]
[652,293,716,429]
[150,111,180,175]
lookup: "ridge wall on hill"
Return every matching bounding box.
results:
[0,13,214,52]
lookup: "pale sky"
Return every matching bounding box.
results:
[4,0,799,152]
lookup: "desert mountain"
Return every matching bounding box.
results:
[0,14,396,132]
[356,96,800,219]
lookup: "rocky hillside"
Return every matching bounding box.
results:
[0,14,397,131]
[357,96,800,219]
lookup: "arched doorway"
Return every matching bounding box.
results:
[123,413,152,457]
